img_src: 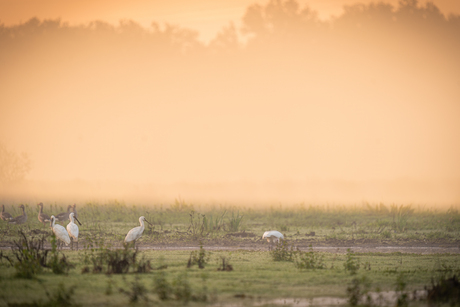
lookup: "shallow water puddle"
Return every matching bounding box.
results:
[214,290,427,307]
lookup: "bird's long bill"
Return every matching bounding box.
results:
[144,218,152,225]
[75,217,82,226]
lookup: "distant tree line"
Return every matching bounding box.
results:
[0,0,458,58]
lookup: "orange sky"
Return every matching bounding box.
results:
[1,0,459,205]
[1,0,459,41]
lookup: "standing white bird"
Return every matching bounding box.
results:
[262,230,284,250]
[124,216,151,248]
[50,215,70,249]
[66,212,82,250]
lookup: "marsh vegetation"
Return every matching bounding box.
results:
[0,201,459,306]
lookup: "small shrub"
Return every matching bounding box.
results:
[48,234,74,275]
[187,210,207,238]
[270,240,297,262]
[153,270,172,301]
[227,211,244,232]
[391,204,413,233]
[105,246,136,274]
[395,273,409,307]
[426,274,460,305]
[192,273,209,302]
[7,282,80,307]
[346,275,372,306]
[294,245,325,270]
[105,276,114,295]
[380,230,392,239]
[44,282,79,307]
[173,272,208,302]
[203,211,227,233]
[119,276,149,303]
[80,239,138,274]
[1,231,71,278]
[187,244,210,269]
[277,224,289,232]
[153,269,209,303]
[344,249,360,275]
[217,257,233,271]
[135,255,153,273]
[1,231,47,278]
[173,272,192,302]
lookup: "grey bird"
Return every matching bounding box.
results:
[71,204,78,219]
[37,202,51,227]
[55,205,72,222]
[9,204,27,225]
[1,205,13,221]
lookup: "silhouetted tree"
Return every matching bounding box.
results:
[208,23,240,55]
[242,0,320,39]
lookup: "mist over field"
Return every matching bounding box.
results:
[1,0,459,206]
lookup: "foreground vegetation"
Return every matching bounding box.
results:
[0,201,459,306]
[1,243,459,306]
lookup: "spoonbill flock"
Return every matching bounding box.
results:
[2,204,285,251]
[50,215,71,249]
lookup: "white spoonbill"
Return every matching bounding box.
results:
[124,216,151,248]
[66,212,82,250]
[262,230,284,250]
[50,215,70,249]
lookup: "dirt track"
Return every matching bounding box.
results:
[1,241,458,253]
[140,244,460,254]
[2,229,459,253]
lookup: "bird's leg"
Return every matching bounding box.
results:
[70,238,73,250]
[76,241,78,251]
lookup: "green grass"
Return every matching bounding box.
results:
[2,201,459,246]
[1,249,460,306]
[1,201,460,305]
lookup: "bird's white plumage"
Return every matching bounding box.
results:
[125,216,148,243]
[262,230,284,243]
[50,215,70,245]
[66,212,79,242]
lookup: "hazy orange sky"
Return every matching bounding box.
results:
[1,0,459,205]
[1,0,460,41]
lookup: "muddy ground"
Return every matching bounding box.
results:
[2,230,459,254]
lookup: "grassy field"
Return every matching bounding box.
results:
[1,200,460,246]
[1,201,459,306]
